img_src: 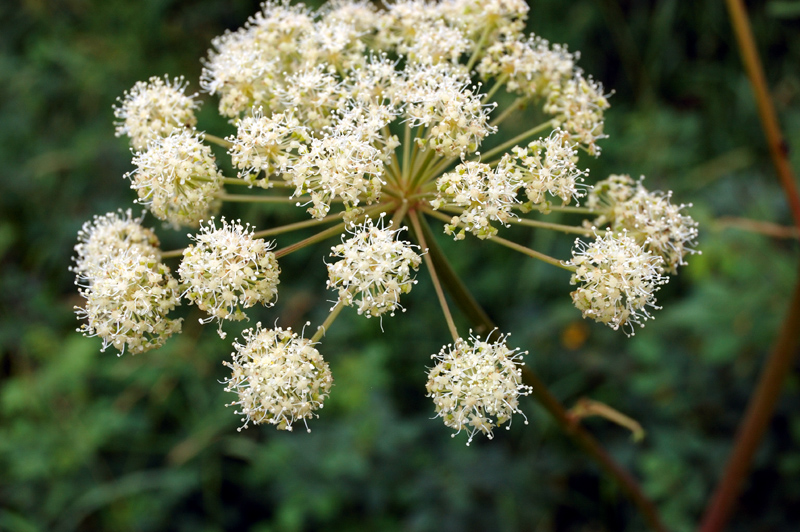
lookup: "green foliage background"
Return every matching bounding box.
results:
[1,1,799,530]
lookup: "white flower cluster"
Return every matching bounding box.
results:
[587,175,699,274]
[433,159,521,240]
[72,209,160,280]
[433,129,587,240]
[567,232,668,334]
[508,128,588,207]
[327,217,422,317]
[427,331,531,445]
[73,211,182,354]
[227,108,309,183]
[223,324,333,432]
[544,74,609,155]
[113,76,199,150]
[127,131,223,227]
[292,131,387,219]
[179,218,280,334]
[402,62,495,157]
[477,35,576,98]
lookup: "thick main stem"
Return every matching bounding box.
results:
[417,214,667,532]
[408,210,460,342]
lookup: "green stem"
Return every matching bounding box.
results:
[203,133,233,149]
[251,211,347,239]
[273,222,348,259]
[416,214,494,337]
[490,96,530,127]
[422,207,572,271]
[490,234,573,271]
[217,193,298,203]
[436,205,600,236]
[426,155,459,183]
[408,210,459,342]
[401,122,412,184]
[465,25,492,72]
[477,119,555,163]
[273,204,392,259]
[310,300,345,343]
[160,249,183,259]
[507,216,604,236]
[391,198,411,229]
[410,148,438,189]
[482,74,508,104]
[544,205,597,215]
[383,125,403,186]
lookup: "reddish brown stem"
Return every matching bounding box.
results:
[699,2,800,531]
[724,0,800,232]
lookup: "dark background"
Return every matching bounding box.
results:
[1,1,799,530]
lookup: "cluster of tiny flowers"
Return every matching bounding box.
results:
[544,75,610,155]
[73,210,182,354]
[223,324,333,432]
[179,218,280,336]
[227,108,309,183]
[567,232,668,335]
[433,158,521,240]
[113,76,199,150]
[327,217,422,317]
[426,331,531,445]
[292,131,387,219]
[586,175,699,274]
[72,209,160,280]
[402,62,496,157]
[477,35,576,98]
[508,129,588,207]
[127,131,223,227]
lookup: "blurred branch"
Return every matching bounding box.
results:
[699,2,800,531]
[724,0,800,232]
[714,216,799,239]
[416,214,668,532]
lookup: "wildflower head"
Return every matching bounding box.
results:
[114,76,199,150]
[587,175,699,274]
[228,108,309,183]
[75,250,182,355]
[72,209,160,281]
[426,331,531,445]
[567,232,668,334]
[179,217,280,335]
[544,74,609,156]
[290,132,386,219]
[223,324,333,432]
[127,131,223,227]
[401,62,496,157]
[327,216,422,317]
[477,35,576,98]
[508,129,588,207]
[433,158,521,240]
